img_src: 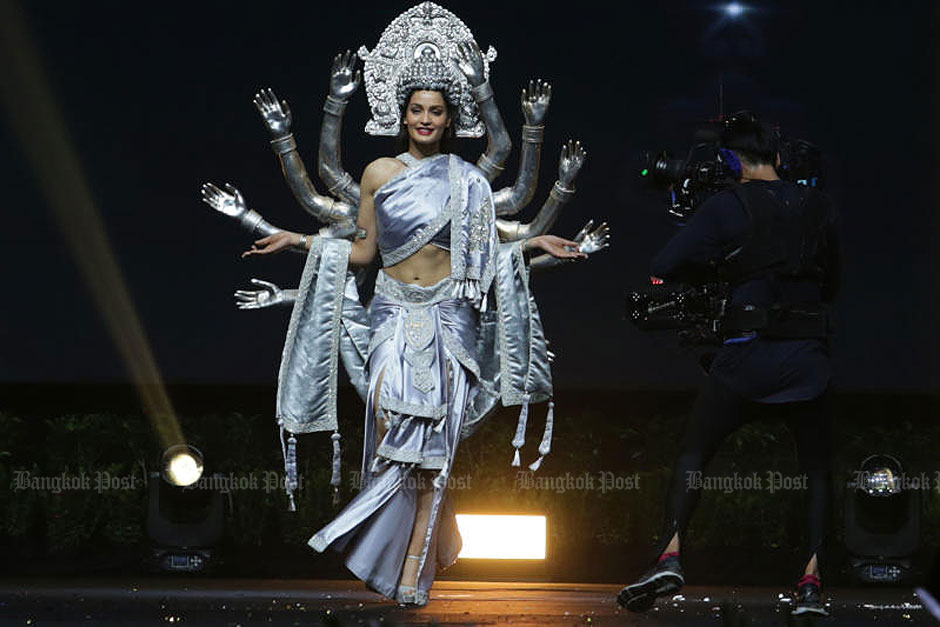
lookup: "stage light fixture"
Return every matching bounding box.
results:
[455,514,547,559]
[147,446,222,573]
[844,454,919,583]
[162,444,204,487]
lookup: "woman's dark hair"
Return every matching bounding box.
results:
[721,110,779,166]
[396,88,458,154]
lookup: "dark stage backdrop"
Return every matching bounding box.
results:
[1,0,937,391]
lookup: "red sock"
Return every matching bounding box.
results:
[658,551,679,563]
[798,574,821,587]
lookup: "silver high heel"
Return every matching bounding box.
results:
[396,555,428,607]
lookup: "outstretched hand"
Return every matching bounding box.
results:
[558,140,586,189]
[253,88,292,138]
[526,234,587,260]
[521,79,551,125]
[242,231,301,258]
[201,182,247,219]
[573,219,610,255]
[234,279,290,309]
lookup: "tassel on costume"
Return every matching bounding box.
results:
[511,393,531,466]
[282,427,298,512]
[528,400,555,472]
[330,431,342,506]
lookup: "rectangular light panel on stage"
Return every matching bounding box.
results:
[454,514,547,559]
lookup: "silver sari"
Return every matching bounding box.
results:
[276,153,554,602]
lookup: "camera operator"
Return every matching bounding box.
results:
[618,112,840,616]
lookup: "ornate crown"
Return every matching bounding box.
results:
[395,48,460,110]
[357,2,497,138]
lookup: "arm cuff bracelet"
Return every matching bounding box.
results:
[270,134,297,155]
[323,95,348,117]
[522,125,544,144]
[327,172,354,195]
[470,81,494,103]
[550,181,576,201]
[478,152,505,175]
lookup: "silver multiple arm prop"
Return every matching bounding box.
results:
[235,279,298,309]
[455,40,511,182]
[200,182,282,238]
[232,218,611,310]
[529,219,610,271]
[493,79,550,216]
[318,51,362,206]
[201,182,358,246]
[496,140,586,242]
[253,88,360,234]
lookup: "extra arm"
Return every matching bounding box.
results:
[318,51,362,206]
[200,182,305,253]
[253,88,359,226]
[529,219,610,271]
[493,79,550,216]
[496,140,586,241]
[235,279,298,309]
[455,41,511,182]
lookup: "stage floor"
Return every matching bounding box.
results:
[0,579,930,626]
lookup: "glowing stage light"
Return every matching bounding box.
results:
[162,445,205,487]
[724,2,746,18]
[455,514,546,559]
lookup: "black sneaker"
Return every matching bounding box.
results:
[792,581,828,616]
[617,555,684,613]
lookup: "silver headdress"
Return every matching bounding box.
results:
[358,2,497,138]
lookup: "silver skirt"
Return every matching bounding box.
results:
[309,271,479,601]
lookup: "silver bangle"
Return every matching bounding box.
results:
[298,234,308,249]
[270,134,297,155]
[478,152,505,175]
[323,95,347,116]
[327,172,354,196]
[550,181,575,201]
[470,81,494,103]
[521,125,544,144]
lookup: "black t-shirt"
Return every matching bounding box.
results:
[650,180,838,403]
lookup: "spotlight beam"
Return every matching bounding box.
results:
[0,0,183,448]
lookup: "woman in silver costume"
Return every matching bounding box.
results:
[199,2,609,607]
[243,79,583,606]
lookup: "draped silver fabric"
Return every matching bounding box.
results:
[375,153,497,307]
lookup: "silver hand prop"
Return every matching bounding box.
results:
[521,78,551,125]
[253,87,358,229]
[496,140,587,241]
[558,138,586,189]
[456,40,511,182]
[454,40,486,87]
[319,51,362,205]
[529,219,611,272]
[253,88,292,139]
[493,79,551,216]
[330,49,362,100]
[201,181,286,240]
[234,278,298,309]
[573,219,610,255]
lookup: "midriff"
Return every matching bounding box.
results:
[383,244,450,286]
